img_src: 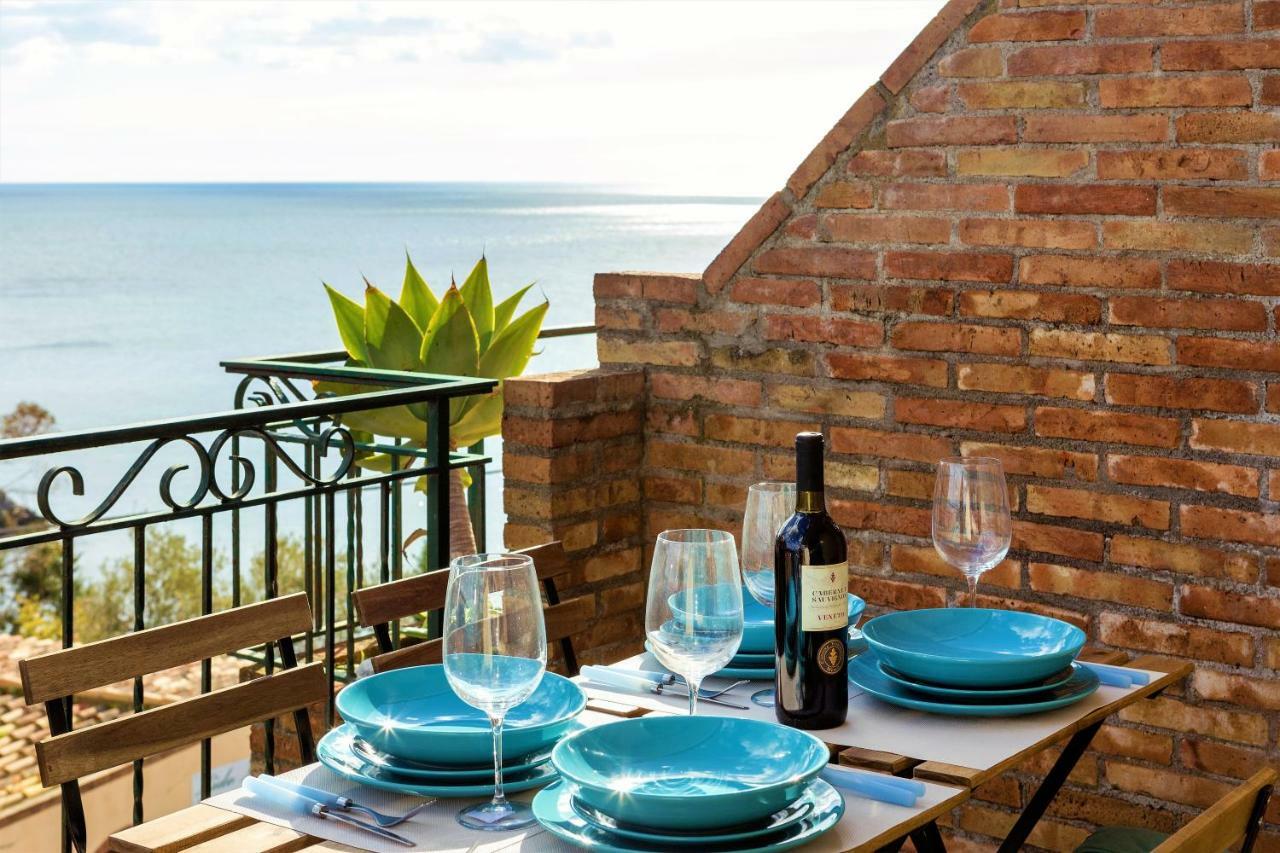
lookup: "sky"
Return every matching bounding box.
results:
[0,0,944,194]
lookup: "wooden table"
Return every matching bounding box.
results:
[108,652,1190,853]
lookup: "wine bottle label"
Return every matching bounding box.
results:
[801,561,849,631]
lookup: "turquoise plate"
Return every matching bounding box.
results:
[317,723,558,796]
[552,716,828,831]
[533,779,843,852]
[862,608,1085,688]
[342,722,579,780]
[335,663,585,765]
[643,641,775,681]
[671,586,865,652]
[848,653,1099,717]
[730,649,775,665]
[572,778,838,846]
[877,659,1078,699]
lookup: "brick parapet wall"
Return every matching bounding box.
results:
[502,367,649,668]
[591,0,1280,849]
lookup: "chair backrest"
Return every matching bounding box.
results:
[1155,767,1277,853]
[352,541,591,674]
[20,593,325,853]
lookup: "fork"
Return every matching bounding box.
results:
[256,775,435,827]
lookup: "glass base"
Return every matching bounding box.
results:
[456,799,536,831]
[750,688,776,708]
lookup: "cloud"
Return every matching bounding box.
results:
[302,14,442,44]
[0,1,157,48]
[459,29,612,64]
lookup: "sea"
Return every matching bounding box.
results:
[0,183,759,570]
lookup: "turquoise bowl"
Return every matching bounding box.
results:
[551,716,829,831]
[336,663,585,765]
[671,585,865,652]
[861,608,1085,688]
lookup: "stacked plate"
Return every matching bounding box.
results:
[533,716,846,852]
[318,664,586,797]
[655,586,866,680]
[850,608,1099,716]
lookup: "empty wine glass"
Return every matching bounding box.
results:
[646,529,744,715]
[443,553,547,831]
[741,482,794,708]
[932,458,1012,607]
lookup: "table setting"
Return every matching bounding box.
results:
[191,438,1180,853]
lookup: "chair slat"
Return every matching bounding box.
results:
[1155,768,1277,853]
[182,822,314,853]
[38,663,326,786]
[522,541,570,580]
[21,593,312,705]
[108,805,254,853]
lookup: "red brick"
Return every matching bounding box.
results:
[1097,149,1248,181]
[855,577,947,611]
[1096,2,1244,36]
[754,248,877,281]
[1034,406,1180,448]
[939,47,1004,78]
[647,439,754,476]
[1026,485,1170,530]
[598,338,701,367]
[650,372,762,407]
[880,0,984,93]
[961,440,1099,480]
[831,283,954,316]
[823,214,951,245]
[595,304,644,332]
[1103,220,1253,254]
[830,427,954,463]
[957,80,1086,109]
[1099,76,1251,108]
[654,307,750,336]
[886,251,1013,283]
[1180,739,1271,780]
[882,183,1009,212]
[1023,114,1167,143]
[1110,535,1258,583]
[1261,0,1280,29]
[1029,330,1170,365]
[1262,150,1280,181]
[1105,763,1235,810]
[959,217,1095,250]
[969,11,1085,42]
[703,414,817,448]
[909,85,949,114]
[1104,373,1258,414]
[1172,261,1280,294]
[704,191,791,291]
[1101,612,1253,666]
[831,498,930,537]
[1177,112,1280,142]
[896,398,1027,433]
[1029,562,1172,609]
[767,384,886,420]
[847,150,947,177]
[891,545,1021,589]
[1181,504,1280,547]
[884,469,941,501]
[1162,39,1280,70]
[784,214,818,240]
[1012,519,1104,561]
[1181,584,1280,629]
[643,475,702,506]
[826,353,949,387]
[959,290,1100,324]
[1007,43,1153,76]
[1094,725,1173,765]
[1264,75,1280,105]
[892,321,1021,355]
[814,181,874,209]
[1166,187,1280,219]
[975,593,1090,631]
[960,363,1096,405]
[1109,295,1267,332]
[787,88,887,199]
[1179,337,1280,372]
[1118,696,1269,746]
[730,277,821,307]
[885,116,1018,148]
[957,149,1089,178]
[1190,419,1280,456]
[1019,255,1160,290]
[764,315,882,348]
[1014,185,1155,216]
[1107,454,1259,497]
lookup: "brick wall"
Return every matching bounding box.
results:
[586,0,1280,849]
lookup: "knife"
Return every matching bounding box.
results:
[582,667,750,709]
[241,776,414,846]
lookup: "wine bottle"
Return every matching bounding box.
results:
[774,431,849,729]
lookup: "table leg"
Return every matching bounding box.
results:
[874,838,907,853]
[909,821,948,852]
[996,720,1102,853]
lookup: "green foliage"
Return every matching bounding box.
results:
[320,254,548,455]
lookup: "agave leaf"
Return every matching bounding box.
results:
[325,284,370,363]
[479,299,548,380]
[365,285,424,373]
[450,391,503,448]
[420,286,479,377]
[459,256,495,350]
[343,406,427,439]
[399,253,438,330]
[493,283,535,335]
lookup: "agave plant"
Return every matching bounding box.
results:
[322,253,547,556]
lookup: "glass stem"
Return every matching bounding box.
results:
[966,575,978,608]
[687,677,701,716]
[489,713,507,807]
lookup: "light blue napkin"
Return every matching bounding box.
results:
[819,765,924,808]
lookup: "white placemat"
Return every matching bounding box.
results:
[578,653,1160,773]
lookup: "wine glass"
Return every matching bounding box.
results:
[443,553,547,831]
[741,482,795,708]
[932,458,1012,607]
[645,529,744,715]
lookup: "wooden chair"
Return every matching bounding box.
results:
[1074,767,1276,853]
[352,541,592,674]
[19,593,326,853]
